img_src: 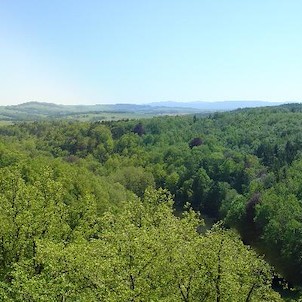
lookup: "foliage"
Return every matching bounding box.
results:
[1,103,302,298]
[1,189,281,301]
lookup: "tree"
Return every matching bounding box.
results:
[111,166,155,197]
[133,123,145,136]
[4,189,281,301]
[189,137,203,149]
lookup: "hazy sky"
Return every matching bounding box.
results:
[1,0,302,105]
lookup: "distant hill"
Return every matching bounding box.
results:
[0,101,199,122]
[0,100,296,122]
[149,101,287,111]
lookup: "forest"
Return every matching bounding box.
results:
[0,103,302,301]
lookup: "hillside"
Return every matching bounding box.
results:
[0,101,199,122]
[1,103,302,300]
[0,101,290,122]
[149,100,285,110]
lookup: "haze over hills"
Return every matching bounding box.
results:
[0,101,198,122]
[0,100,291,122]
[149,100,286,110]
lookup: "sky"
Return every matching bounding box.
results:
[1,0,302,105]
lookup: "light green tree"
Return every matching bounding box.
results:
[4,189,281,301]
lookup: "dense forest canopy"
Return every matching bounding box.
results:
[1,103,302,300]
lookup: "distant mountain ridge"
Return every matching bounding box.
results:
[149,100,287,110]
[0,101,198,122]
[0,100,295,122]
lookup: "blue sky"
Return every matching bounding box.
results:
[1,0,302,105]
